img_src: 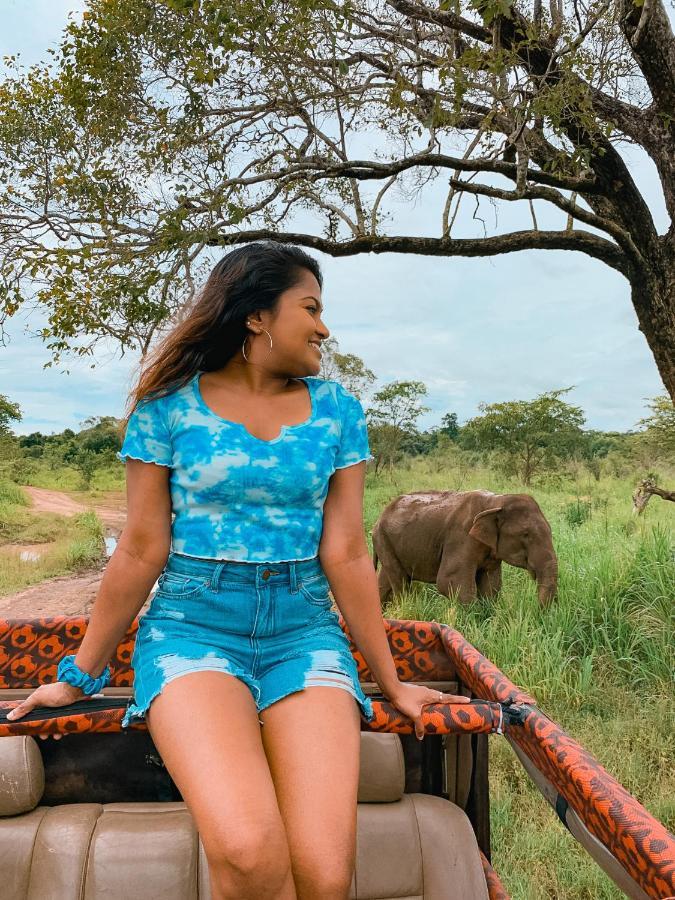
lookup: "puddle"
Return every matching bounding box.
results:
[19,550,42,562]
[0,543,49,563]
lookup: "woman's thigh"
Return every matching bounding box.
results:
[145,670,290,866]
[259,685,362,896]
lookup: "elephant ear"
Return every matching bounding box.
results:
[468,506,504,553]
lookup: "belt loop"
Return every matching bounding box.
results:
[210,562,225,591]
[289,561,298,594]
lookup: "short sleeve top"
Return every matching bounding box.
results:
[116,372,373,563]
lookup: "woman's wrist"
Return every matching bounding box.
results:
[380,679,404,703]
[57,655,112,695]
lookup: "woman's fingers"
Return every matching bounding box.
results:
[7,694,41,721]
[420,692,471,707]
[415,692,473,739]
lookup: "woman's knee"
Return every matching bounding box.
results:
[204,819,291,891]
[293,859,354,899]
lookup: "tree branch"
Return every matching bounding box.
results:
[445,176,639,262]
[620,0,675,114]
[204,227,629,275]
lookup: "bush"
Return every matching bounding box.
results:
[564,498,592,527]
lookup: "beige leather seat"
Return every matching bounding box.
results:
[0,731,489,899]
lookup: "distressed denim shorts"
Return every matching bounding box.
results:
[121,551,374,729]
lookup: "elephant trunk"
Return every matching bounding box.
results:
[535,559,558,607]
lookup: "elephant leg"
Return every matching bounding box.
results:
[436,566,478,605]
[476,565,502,600]
[377,566,395,606]
[382,566,412,602]
[373,530,411,605]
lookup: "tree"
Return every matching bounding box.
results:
[0,394,21,436]
[577,429,627,480]
[461,387,585,484]
[317,337,376,401]
[0,394,21,469]
[440,412,460,440]
[68,448,99,490]
[0,0,673,399]
[367,380,431,473]
[78,415,124,454]
[634,394,675,457]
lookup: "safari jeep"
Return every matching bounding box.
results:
[0,614,673,899]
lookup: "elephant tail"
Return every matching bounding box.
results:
[372,548,379,571]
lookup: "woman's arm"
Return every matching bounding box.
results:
[318,461,405,697]
[73,459,172,678]
[320,548,401,699]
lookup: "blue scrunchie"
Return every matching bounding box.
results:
[57,654,112,695]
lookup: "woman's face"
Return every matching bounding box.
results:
[255,268,330,376]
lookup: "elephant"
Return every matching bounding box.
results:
[372,490,558,607]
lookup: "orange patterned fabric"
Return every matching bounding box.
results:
[0,696,506,738]
[0,617,135,689]
[479,851,510,899]
[507,708,675,900]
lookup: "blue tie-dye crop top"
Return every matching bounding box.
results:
[116,372,373,563]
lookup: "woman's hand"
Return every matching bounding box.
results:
[6,682,89,741]
[387,682,471,740]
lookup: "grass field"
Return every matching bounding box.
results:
[373,460,674,899]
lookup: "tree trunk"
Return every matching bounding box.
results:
[629,249,675,403]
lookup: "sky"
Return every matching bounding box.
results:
[0,1,668,436]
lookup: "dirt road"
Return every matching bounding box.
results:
[23,486,127,534]
[0,487,133,619]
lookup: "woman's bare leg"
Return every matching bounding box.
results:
[145,670,296,900]
[260,686,361,900]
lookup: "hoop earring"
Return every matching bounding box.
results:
[242,325,273,363]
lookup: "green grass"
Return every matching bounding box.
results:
[374,457,674,899]
[11,462,125,492]
[0,479,105,594]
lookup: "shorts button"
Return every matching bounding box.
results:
[262,569,271,580]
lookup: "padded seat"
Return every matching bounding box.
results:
[0,732,489,899]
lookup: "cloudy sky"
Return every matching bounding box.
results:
[0,1,668,436]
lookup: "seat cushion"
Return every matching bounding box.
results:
[1,795,488,900]
[0,733,487,898]
[351,794,489,899]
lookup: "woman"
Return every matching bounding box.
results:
[8,241,469,900]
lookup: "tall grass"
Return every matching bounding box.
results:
[371,458,674,898]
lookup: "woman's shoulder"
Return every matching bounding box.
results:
[304,376,356,402]
[304,378,366,434]
[131,374,197,421]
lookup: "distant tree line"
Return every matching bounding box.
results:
[2,355,672,489]
[1,406,121,488]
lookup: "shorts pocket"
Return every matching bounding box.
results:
[155,570,210,599]
[298,571,333,608]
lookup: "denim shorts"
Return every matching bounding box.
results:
[121,551,374,729]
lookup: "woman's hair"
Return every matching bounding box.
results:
[122,241,323,424]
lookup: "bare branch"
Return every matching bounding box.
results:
[204,227,630,275]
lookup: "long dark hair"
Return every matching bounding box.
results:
[122,241,323,424]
